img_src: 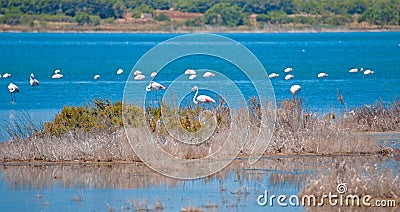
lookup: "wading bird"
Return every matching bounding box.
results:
[134,74,145,80]
[93,74,100,80]
[185,69,196,75]
[268,73,279,79]
[52,73,63,79]
[133,70,142,76]
[191,86,216,104]
[8,83,19,102]
[2,73,11,78]
[284,67,293,73]
[146,81,166,91]
[363,69,374,75]
[116,68,124,75]
[150,72,157,77]
[317,72,328,78]
[290,84,301,98]
[348,68,358,73]
[189,74,197,80]
[285,74,294,80]
[30,73,40,87]
[146,81,166,101]
[203,72,215,78]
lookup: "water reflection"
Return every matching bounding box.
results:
[0,155,397,211]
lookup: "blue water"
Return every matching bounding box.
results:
[0,32,399,132]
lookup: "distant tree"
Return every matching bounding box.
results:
[185,16,205,26]
[204,3,246,27]
[359,2,400,25]
[75,12,90,26]
[154,13,169,21]
[132,4,154,18]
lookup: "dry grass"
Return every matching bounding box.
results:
[1,98,398,162]
[300,156,400,210]
[344,98,400,132]
[0,129,139,162]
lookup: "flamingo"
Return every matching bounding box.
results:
[348,68,358,73]
[146,81,166,92]
[284,67,293,73]
[191,86,216,104]
[185,69,196,75]
[52,73,63,79]
[290,84,301,97]
[285,74,294,80]
[203,71,215,78]
[8,83,19,102]
[2,73,11,78]
[150,72,157,77]
[146,81,166,101]
[364,69,374,75]
[134,74,145,80]
[189,74,197,80]
[268,73,279,79]
[133,70,142,76]
[93,74,100,80]
[30,73,40,87]
[116,68,124,75]
[317,72,328,78]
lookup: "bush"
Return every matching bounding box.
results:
[0,12,21,25]
[43,99,125,135]
[154,13,169,21]
[184,17,204,26]
[75,12,90,26]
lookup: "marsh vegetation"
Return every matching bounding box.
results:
[1,98,398,162]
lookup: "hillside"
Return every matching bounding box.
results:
[1,0,400,32]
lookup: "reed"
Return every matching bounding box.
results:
[1,98,398,162]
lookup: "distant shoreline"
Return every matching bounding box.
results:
[2,24,400,34]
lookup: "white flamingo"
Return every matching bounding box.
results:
[284,67,293,73]
[116,68,124,75]
[285,74,294,80]
[146,81,166,92]
[290,84,301,97]
[93,74,100,80]
[189,74,197,80]
[191,86,216,104]
[348,68,358,73]
[317,72,328,78]
[268,73,279,79]
[30,73,40,87]
[8,83,19,102]
[134,74,145,80]
[52,73,63,79]
[185,69,196,75]
[150,72,157,77]
[203,72,215,78]
[2,73,11,78]
[133,70,142,76]
[364,69,374,75]
[146,81,166,101]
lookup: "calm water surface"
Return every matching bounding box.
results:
[0,32,399,211]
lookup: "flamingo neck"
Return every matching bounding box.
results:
[193,87,199,104]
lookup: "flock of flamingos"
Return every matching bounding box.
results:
[2,66,374,104]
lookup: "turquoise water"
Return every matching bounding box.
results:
[0,32,399,130]
[0,32,400,211]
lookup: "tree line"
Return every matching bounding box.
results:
[0,0,399,27]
